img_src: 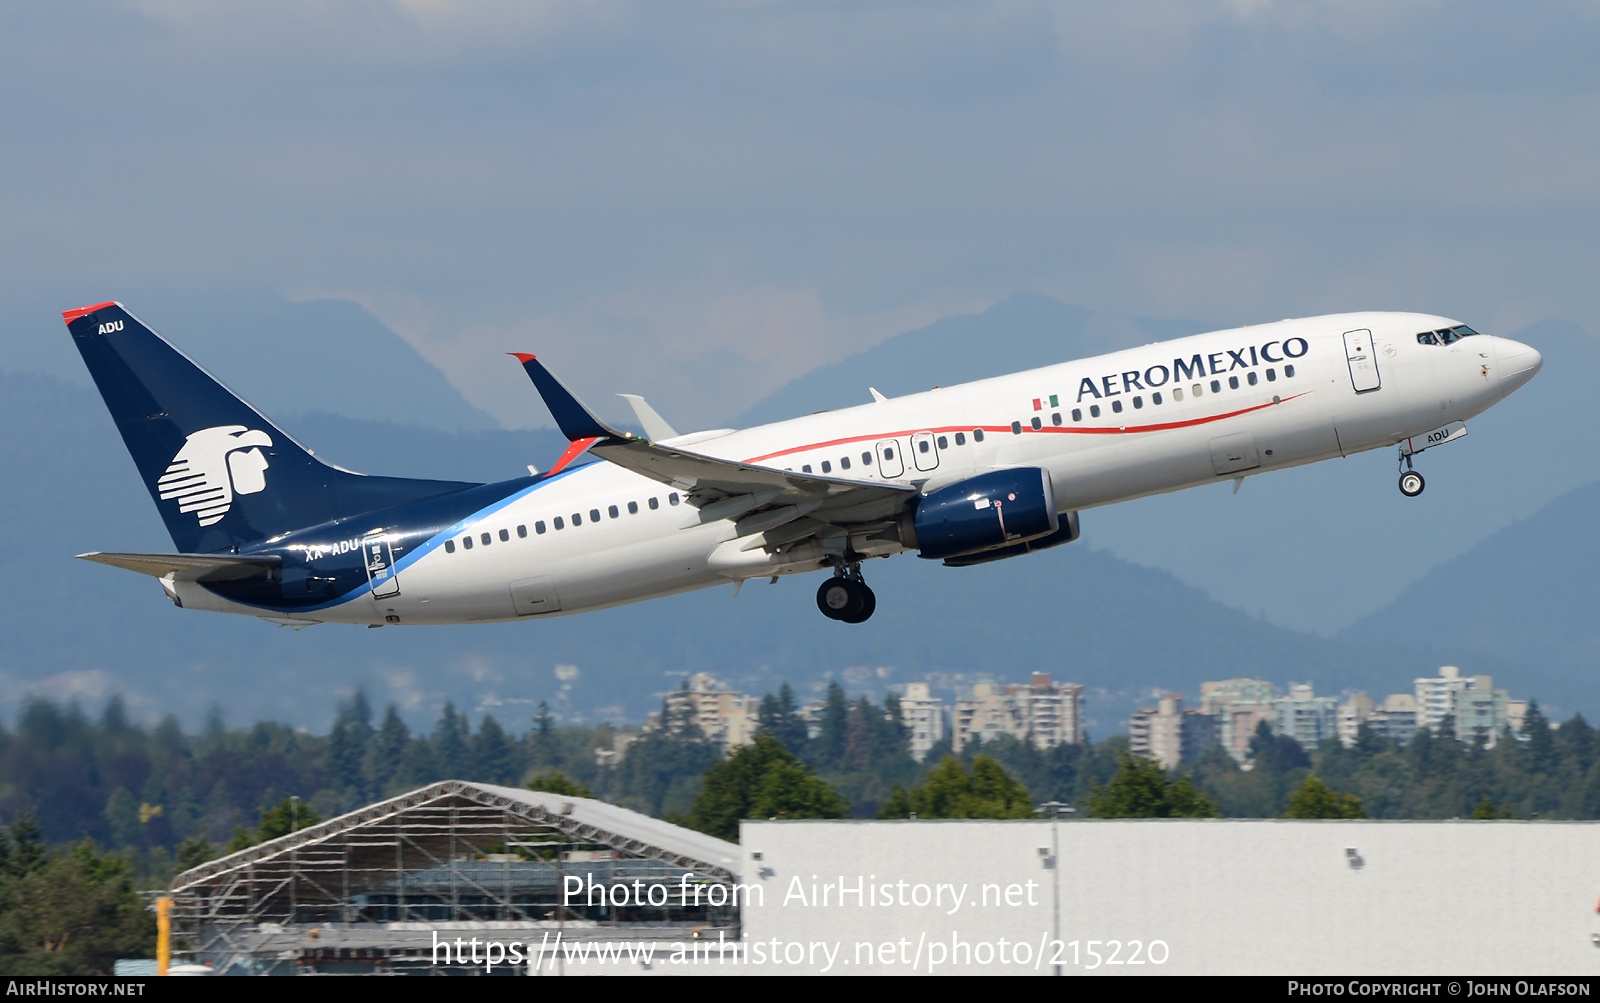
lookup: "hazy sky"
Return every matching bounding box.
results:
[4,1,1598,429]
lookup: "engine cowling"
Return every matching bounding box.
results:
[941,511,1080,567]
[910,467,1060,561]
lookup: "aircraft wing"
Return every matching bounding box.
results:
[510,354,915,518]
[78,551,281,582]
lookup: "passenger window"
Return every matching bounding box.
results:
[1266,368,1276,382]
[1112,399,1123,413]
[840,456,851,469]
[1247,371,1258,386]
[445,539,456,554]
[1152,392,1163,405]
[1029,417,1041,431]
[1285,364,1296,378]
[1193,384,1203,397]
[481,532,492,546]
[937,435,948,448]
[802,464,812,473]
[884,447,895,459]
[1071,408,1082,422]
[1051,413,1061,426]
[462,536,473,550]
[1090,404,1101,418]
[862,451,873,464]
[590,509,601,523]
[1228,376,1239,390]
[669,492,680,505]
[1132,396,1143,409]
[628,501,638,514]
[536,521,547,534]
[554,517,564,530]
[973,429,984,442]
[572,513,582,526]
[1011,421,1022,435]
[517,525,527,538]
[821,460,832,472]
[954,433,966,446]
[499,529,509,542]
[608,505,619,519]
[1210,380,1221,393]
[648,497,659,510]
[1173,387,1184,401]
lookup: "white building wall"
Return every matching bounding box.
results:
[739,819,1600,976]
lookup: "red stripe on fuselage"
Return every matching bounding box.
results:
[740,392,1312,465]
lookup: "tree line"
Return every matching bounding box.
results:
[2,690,1594,871]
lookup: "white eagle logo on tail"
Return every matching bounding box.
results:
[157,426,273,526]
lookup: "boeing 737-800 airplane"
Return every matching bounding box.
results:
[66,302,1540,626]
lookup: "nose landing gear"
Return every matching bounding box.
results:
[816,565,876,623]
[1398,451,1425,497]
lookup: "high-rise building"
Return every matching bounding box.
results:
[1130,694,1185,770]
[1337,692,1375,747]
[1201,679,1277,763]
[1367,693,1418,745]
[1002,672,1085,749]
[1414,666,1514,746]
[1276,683,1339,750]
[655,673,758,751]
[953,681,1018,752]
[898,683,947,762]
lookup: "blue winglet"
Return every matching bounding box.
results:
[509,354,624,443]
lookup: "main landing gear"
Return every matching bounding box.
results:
[816,566,876,623]
[1398,452,1425,497]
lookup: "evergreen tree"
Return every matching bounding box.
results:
[431,702,470,779]
[687,734,844,840]
[813,682,849,771]
[757,684,809,754]
[879,756,1033,819]
[471,715,516,784]
[368,705,411,793]
[523,772,596,798]
[1283,776,1366,819]
[1085,753,1219,818]
[327,691,373,797]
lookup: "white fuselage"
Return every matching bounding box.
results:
[174,312,1540,626]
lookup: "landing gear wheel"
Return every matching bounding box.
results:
[1399,471,1425,497]
[816,577,862,620]
[839,583,876,624]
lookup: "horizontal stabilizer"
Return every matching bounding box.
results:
[78,551,281,583]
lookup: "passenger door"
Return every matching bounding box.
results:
[1344,329,1381,393]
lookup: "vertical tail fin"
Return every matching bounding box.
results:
[65,302,476,553]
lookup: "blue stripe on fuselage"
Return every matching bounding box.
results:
[208,464,591,616]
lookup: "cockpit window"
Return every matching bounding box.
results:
[1418,325,1479,346]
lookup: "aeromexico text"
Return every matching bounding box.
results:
[1074,337,1310,402]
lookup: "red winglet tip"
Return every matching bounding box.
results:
[508,352,537,363]
[62,301,119,324]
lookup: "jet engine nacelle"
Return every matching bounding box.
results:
[907,467,1060,561]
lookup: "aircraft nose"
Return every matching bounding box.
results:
[1495,337,1542,397]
